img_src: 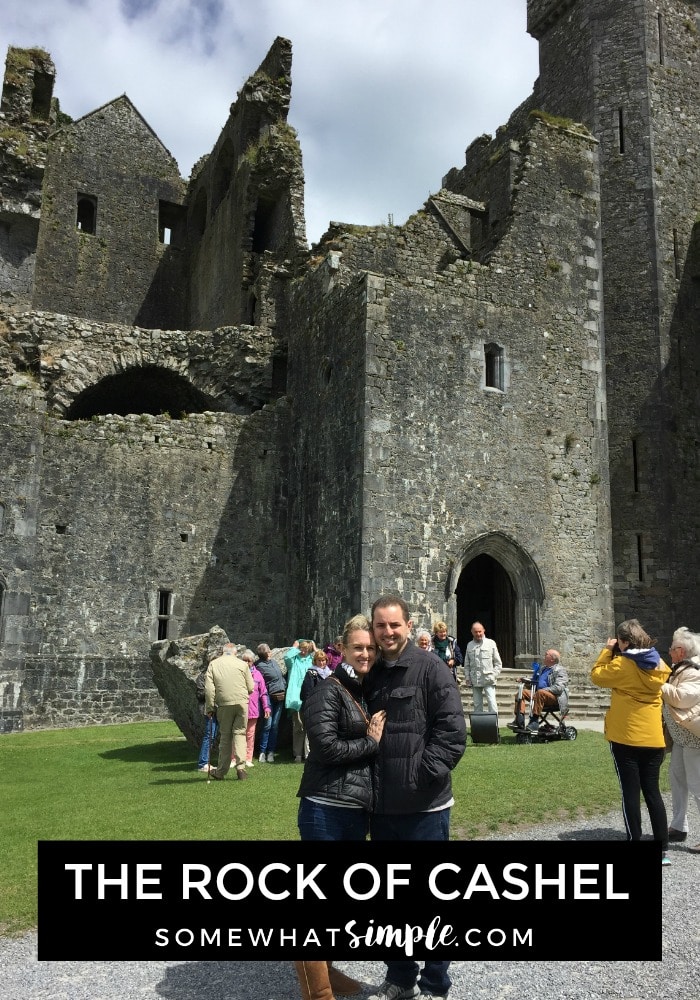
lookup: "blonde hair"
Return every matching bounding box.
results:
[434,621,448,633]
[342,613,372,645]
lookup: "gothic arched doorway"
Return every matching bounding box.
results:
[456,553,515,668]
[446,531,545,672]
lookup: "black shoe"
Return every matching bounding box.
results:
[668,828,687,842]
[526,719,540,733]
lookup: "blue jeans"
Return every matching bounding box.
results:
[370,808,452,995]
[298,798,369,841]
[369,809,450,842]
[259,699,285,754]
[197,714,219,768]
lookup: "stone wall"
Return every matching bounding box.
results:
[32,97,187,328]
[287,115,614,673]
[0,305,292,730]
[20,654,167,729]
[0,397,292,729]
[285,258,370,641]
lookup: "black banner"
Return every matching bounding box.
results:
[38,839,661,961]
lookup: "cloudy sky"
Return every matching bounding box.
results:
[1,0,540,245]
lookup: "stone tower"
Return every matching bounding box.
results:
[527,0,700,631]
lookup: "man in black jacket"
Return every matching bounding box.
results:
[365,594,467,1000]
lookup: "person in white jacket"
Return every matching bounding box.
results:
[662,626,700,853]
[465,621,502,713]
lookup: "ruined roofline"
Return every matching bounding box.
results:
[50,93,180,170]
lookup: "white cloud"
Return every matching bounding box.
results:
[1,0,539,243]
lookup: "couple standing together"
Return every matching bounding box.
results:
[294,595,467,1000]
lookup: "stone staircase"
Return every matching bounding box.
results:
[459,668,609,724]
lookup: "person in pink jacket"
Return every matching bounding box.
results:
[238,648,271,767]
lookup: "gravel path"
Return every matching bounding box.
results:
[1,790,697,1000]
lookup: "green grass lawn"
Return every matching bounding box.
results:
[0,720,669,936]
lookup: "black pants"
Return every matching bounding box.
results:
[609,741,668,851]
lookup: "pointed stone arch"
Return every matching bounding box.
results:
[446,531,545,671]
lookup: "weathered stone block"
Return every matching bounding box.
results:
[150,625,229,750]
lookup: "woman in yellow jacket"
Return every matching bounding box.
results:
[590,618,671,865]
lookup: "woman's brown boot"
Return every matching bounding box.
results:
[293,961,336,1000]
[327,962,363,996]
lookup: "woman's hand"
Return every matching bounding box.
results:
[368,710,387,742]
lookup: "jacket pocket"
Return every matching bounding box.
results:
[389,685,417,722]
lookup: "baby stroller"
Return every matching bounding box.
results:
[508,663,577,744]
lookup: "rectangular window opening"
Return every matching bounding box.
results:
[484,343,505,391]
[157,589,172,640]
[658,14,665,65]
[158,200,186,248]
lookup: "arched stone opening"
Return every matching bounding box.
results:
[65,365,221,420]
[446,531,544,671]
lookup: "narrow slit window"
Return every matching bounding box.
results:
[658,14,665,65]
[484,343,505,391]
[631,438,639,492]
[673,228,681,279]
[157,589,172,640]
[617,108,625,154]
[76,194,97,234]
[636,534,644,582]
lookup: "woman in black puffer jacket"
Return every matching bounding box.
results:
[297,613,386,841]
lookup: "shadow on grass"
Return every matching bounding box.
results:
[100,742,194,765]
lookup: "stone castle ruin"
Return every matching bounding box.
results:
[1,0,699,731]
